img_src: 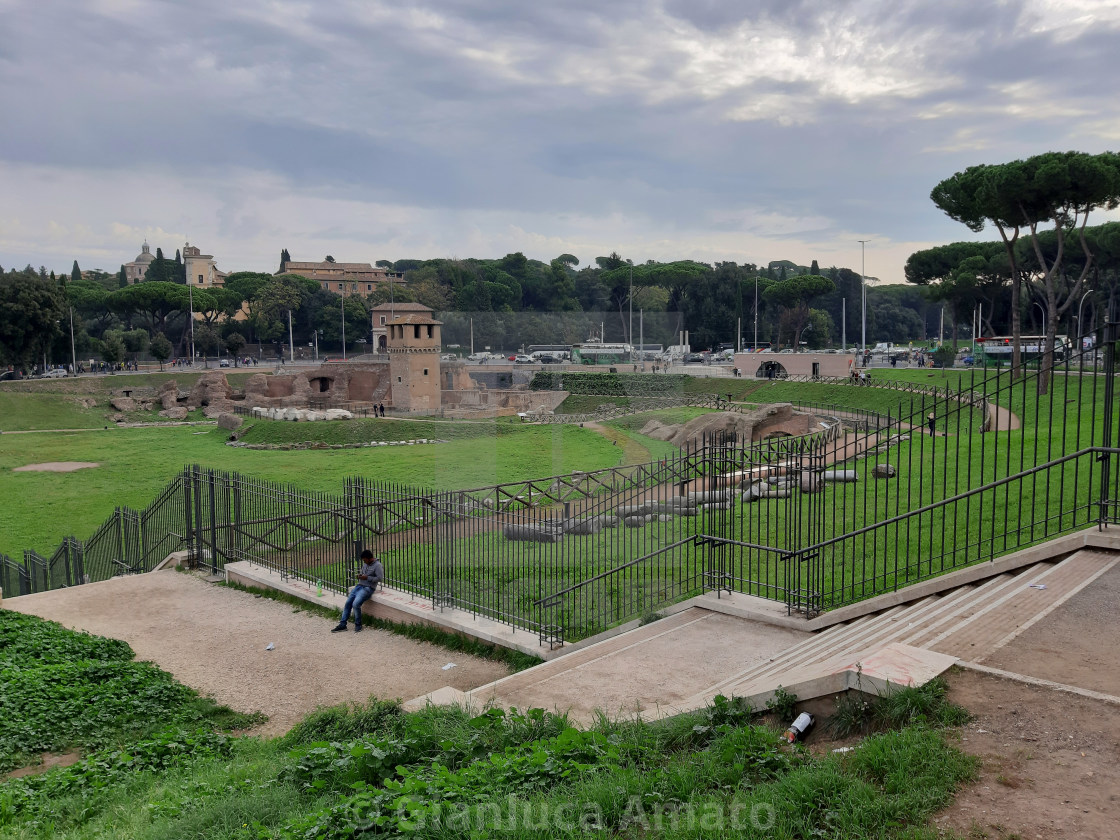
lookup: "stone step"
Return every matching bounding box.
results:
[931,550,1120,660]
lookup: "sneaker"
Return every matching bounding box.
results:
[331,624,347,632]
[354,625,362,633]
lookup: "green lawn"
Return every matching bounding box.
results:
[0,422,621,559]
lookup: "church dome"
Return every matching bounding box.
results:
[133,242,155,264]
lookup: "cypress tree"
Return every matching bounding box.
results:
[71,260,82,284]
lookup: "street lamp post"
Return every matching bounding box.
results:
[68,306,77,376]
[858,240,869,352]
[628,263,634,364]
[753,275,758,351]
[1077,289,1093,345]
[1033,301,1047,336]
[287,309,294,363]
[187,281,196,363]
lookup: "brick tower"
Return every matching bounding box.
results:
[386,312,442,413]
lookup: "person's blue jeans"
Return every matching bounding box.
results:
[338,584,375,629]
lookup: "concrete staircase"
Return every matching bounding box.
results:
[680,548,1120,712]
[407,546,1120,722]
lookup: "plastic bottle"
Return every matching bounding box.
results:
[783,712,814,744]
[316,579,324,597]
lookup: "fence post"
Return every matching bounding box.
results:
[72,538,86,585]
[183,466,196,565]
[208,469,219,572]
[115,506,123,569]
[1100,314,1117,525]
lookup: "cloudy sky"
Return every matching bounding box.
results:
[1,0,1118,283]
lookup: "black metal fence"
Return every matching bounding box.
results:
[3,323,1117,647]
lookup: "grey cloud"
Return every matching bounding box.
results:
[2,0,1119,278]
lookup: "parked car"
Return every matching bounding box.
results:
[42,367,69,378]
[467,352,489,362]
[441,353,456,361]
[513,354,534,364]
[219,358,231,368]
[684,353,704,364]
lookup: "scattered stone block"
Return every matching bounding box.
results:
[872,463,897,479]
[217,413,243,431]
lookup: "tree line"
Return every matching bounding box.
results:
[914,149,1120,393]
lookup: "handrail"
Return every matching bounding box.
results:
[798,446,1119,554]
[532,536,698,605]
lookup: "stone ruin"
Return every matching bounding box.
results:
[638,404,825,448]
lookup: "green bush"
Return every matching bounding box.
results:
[529,371,691,395]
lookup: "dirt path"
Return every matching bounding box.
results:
[936,667,1120,840]
[5,570,509,736]
[979,561,1120,696]
[584,422,651,465]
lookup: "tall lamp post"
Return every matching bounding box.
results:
[753,275,759,351]
[858,239,869,352]
[187,281,196,363]
[628,262,634,364]
[68,306,77,378]
[1077,289,1093,347]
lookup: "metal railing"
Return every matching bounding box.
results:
[3,322,1116,647]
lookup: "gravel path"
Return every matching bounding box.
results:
[6,570,509,736]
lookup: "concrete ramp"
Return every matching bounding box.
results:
[407,608,808,722]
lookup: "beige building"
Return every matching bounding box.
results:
[372,302,433,352]
[183,243,227,288]
[124,241,156,283]
[277,255,403,298]
[387,311,442,413]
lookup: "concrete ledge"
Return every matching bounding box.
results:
[224,560,556,660]
[953,661,1120,707]
[645,642,957,722]
[402,685,471,713]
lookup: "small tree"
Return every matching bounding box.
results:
[70,261,82,285]
[194,323,220,366]
[100,333,125,366]
[121,328,149,360]
[225,331,246,364]
[150,333,172,371]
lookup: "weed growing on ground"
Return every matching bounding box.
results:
[766,685,799,723]
[0,611,258,774]
[829,676,972,738]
